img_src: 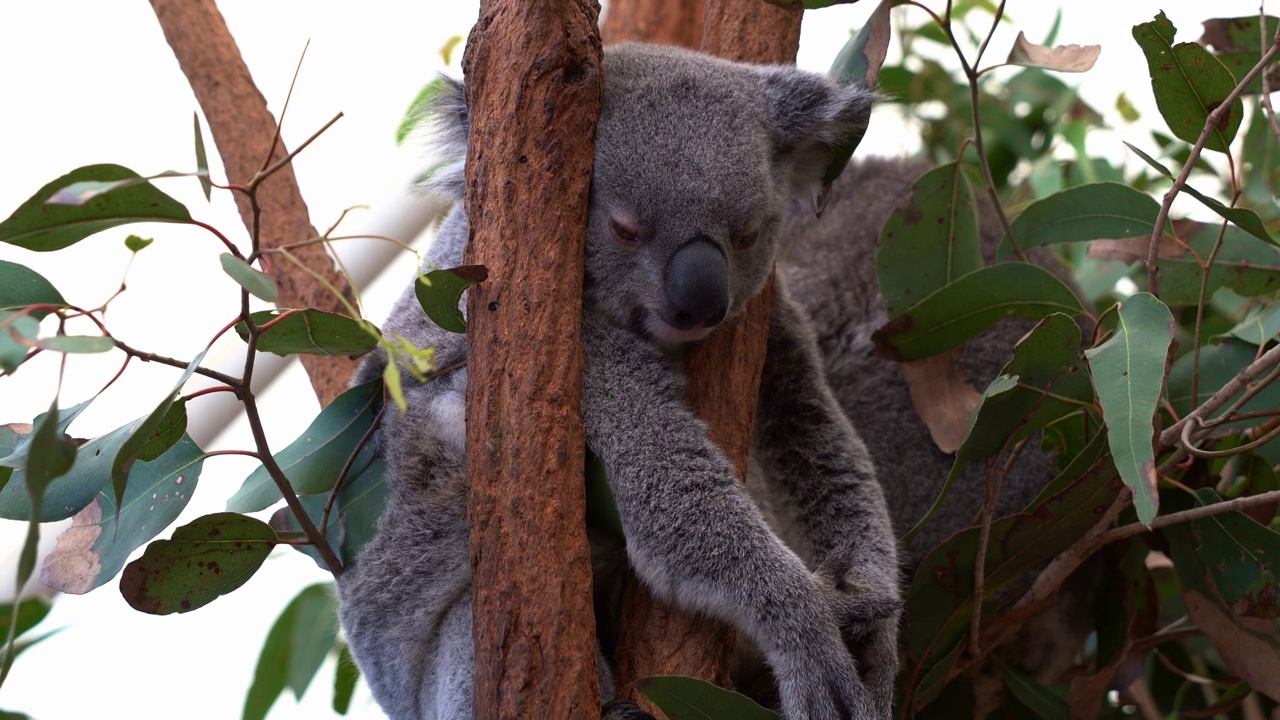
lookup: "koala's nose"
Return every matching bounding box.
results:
[664,237,729,331]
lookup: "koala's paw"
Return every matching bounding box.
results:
[601,698,657,720]
[773,635,873,720]
[816,562,902,719]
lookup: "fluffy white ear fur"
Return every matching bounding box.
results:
[757,67,876,214]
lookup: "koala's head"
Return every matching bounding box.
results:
[425,43,874,345]
[586,45,874,345]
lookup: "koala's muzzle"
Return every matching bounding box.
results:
[663,238,729,331]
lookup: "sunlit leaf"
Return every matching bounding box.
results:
[124,234,153,253]
[415,265,487,334]
[396,77,451,146]
[0,164,192,252]
[118,512,276,615]
[1083,293,1174,525]
[332,643,359,714]
[35,336,114,354]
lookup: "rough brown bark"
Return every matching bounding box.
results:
[601,0,706,47]
[150,0,358,407]
[610,2,802,715]
[461,2,604,718]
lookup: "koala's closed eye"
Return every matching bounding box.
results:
[732,228,760,251]
[609,215,643,246]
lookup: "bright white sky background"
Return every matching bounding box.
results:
[0,1,1269,718]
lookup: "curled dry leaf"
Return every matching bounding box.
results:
[1006,31,1101,73]
[40,498,104,594]
[1088,236,1185,263]
[900,347,982,454]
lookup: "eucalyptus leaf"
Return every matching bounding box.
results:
[0,260,64,315]
[227,379,381,513]
[220,254,278,302]
[0,313,38,374]
[269,459,388,569]
[998,659,1070,720]
[118,512,276,615]
[0,164,192,252]
[35,335,114,354]
[876,162,982,318]
[193,113,212,202]
[635,675,780,720]
[235,309,379,357]
[1084,293,1174,525]
[1133,12,1243,153]
[333,643,359,714]
[872,263,1085,361]
[997,182,1160,259]
[415,266,487,334]
[243,583,339,720]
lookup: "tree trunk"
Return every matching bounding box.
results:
[601,0,706,48]
[605,1,804,715]
[462,2,605,718]
[150,0,358,407]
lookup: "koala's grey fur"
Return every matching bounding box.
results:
[338,44,899,720]
[779,158,1096,689]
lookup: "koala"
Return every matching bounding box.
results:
[778,158,1097,695]
[337,43,899,720]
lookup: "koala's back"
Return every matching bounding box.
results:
[777,157,1057,567]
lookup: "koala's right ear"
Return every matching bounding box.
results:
[420,76,469,201]
[758,68,876,215]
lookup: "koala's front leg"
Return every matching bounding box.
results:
[580,315,870,720]
[752,281,902,718]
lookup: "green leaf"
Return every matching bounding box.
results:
[220,254,278,302]
[635,675,780,720]
[822,0,891,190]
[269,459,387,569]
[39,435,204,595]
[35,335,114,354]
[905,457,1121,684]
[0,598,51,644]
[1227,302,1280,346]
[109,348,206,521]
[871,263,1085,361]
[124,234,153,253]
[1244,103,1280,209]
[3,400,76,685]
[1169,338,1280,433]
[1184,488,1280,617]
[998,659,1070,720]
[235,309,379,357]
[956,314,1094,461]
[193,113,212,202]
[996,182,1160,259]
[244,583,339,720]
[0,164,192,252]
[332,643,359,714]
[396,77,450,146]
[227,379,381,513]
[118,512,276,615]
[0,312,39,374]
[1083,293,1174,525]
[1152,222,1280,305]
[0,400,92,472]
[876,162,982,318]
[415,265,487,334]
[1201,15,1280,95]
[0,260,64,315]
[1132,12,1243,153]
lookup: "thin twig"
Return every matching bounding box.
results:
[1161,342,1280,449]
[114,339,242,388]
[257,39,310,175]
[968,435,1025,658]
[1190,221,1231,407]
[321,403,384,536]
[248,113,344,191]
[1146,24,1280,297]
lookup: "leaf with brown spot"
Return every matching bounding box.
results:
[1005,31,1101,73]
[901,348,981,454]
[119,511,274,615]
[1087,235,1185,263]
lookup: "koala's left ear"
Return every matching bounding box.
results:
[759,67,876,214]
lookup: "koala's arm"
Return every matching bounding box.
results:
[750,279,901,717]
[580,314,872,720]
